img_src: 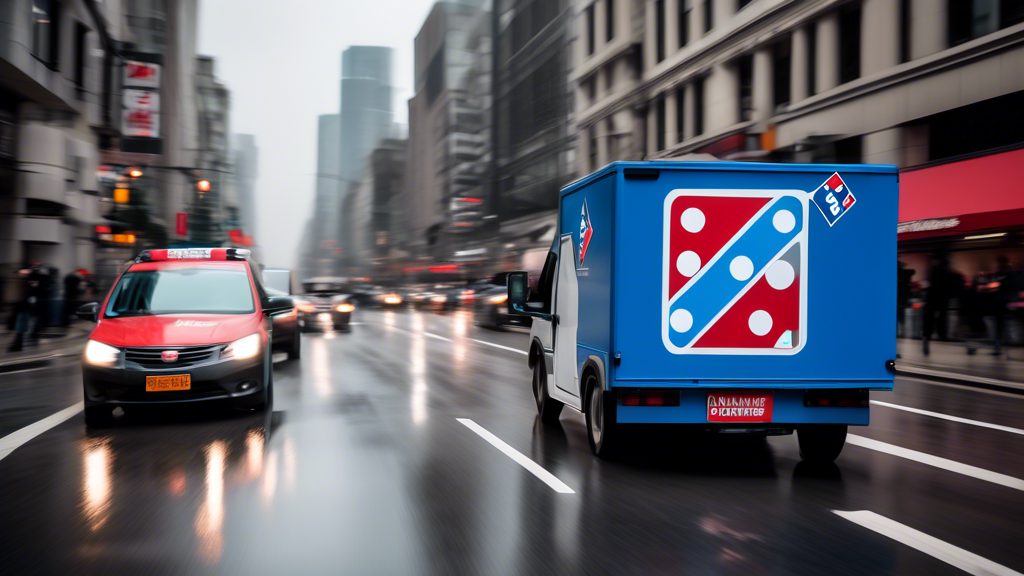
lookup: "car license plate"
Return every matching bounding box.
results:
[146,374,191,392]
[707,392,773,422]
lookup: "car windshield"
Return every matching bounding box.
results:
[105,268,255,316]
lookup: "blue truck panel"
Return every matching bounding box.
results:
[558,161,896,401]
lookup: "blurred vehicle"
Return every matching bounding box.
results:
[77,248,293,426]
[265,287,301,360]
[473,273,531,329]
[376,290,405,308]
[298,277,354,332]
[410,284,459,311]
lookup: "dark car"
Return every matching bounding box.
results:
[266,287,301,360]
[297,277,354,332]
[473,273,530,328]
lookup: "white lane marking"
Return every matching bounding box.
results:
[456,418,574,494]
[0,402,84,462]
[834,510,1024,576]
[871,400,1024,436]
[466,337,528,356]
[847,434,1024,492]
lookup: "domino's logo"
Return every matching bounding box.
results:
[811,172,856,227]
[662,189,809,355]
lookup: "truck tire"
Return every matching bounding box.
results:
[533,360,562,424]
[797,425,847,462]
[585,375,618,458]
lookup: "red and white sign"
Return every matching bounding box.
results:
[175,212,188,236]
[123,61,161,88]
[707,392,774,422]
[123,89,160,138]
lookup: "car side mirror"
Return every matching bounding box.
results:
[76,302,99,322]
[264,296,295,316]
[507,271,529,315]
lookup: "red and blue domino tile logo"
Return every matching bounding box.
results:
[661,189,809,355]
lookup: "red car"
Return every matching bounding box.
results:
[77,248,294,426]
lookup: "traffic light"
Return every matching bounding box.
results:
[127,167,144,178]
[197,180,211,193]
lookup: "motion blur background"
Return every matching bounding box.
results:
[2,0,1023,351]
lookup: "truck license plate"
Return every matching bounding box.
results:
[707,392,773,422]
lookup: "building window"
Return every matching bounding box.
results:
[656,96,666,151]
[606,116,618,159]
[738,0,754,9]
[772,40,791,110]
[588,78,597,102]
[704,0,713,34]
[589,125,598,169]
[948,0,1021,46]
[586,4,596,56]
[680,0,691,47]
[31,0,59,68]
[606,0,615,42]
[738,55,753,121]
[838,3,861,84]
[693,77,704,136]
[899,0,911,63]
[74,23,88,98]
[605,63,614,92]
[656,0,666,62]
[806,23,816,96]
[676,87,685,142]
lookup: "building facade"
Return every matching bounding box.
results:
[338,46,394,184]
[232,133,258,242]
[193,55,232,244]
[306,113,341,276]
[344,139,407,279]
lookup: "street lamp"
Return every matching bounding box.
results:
[197,180,211,193]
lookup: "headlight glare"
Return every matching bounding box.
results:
[222,333,261,360]
[336,303,355,313]
[84,340,120,366]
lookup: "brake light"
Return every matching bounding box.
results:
[620,390,680,407]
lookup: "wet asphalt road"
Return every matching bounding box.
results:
[1,309,1023,575]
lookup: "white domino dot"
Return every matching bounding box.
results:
[766,260,795,290]
[670,309,693,332]
[730,256,754,281]
[773,210,795,233]
[676,251,701,277]
[749,310,773,336]
[680,207,705,233]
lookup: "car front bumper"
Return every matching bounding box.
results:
[83,353,266,406]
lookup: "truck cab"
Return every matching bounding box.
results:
[508,161,898,462]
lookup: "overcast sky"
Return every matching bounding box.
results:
[197,0,437,269]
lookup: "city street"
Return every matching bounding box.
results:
[1,308,1023,575]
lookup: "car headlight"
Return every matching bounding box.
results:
[222,333,261,360]
[489,294,508,304]
[297,303,316,313]
[430,295,447,303]
[336,303,355,313]
[84,340,120,366]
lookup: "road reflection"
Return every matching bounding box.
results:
[196,441,226,564]
[81,438,112,532]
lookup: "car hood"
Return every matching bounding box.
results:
[90,314,262,347]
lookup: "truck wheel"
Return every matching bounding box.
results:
[797,425,848,462]
[585,375,618,458]
[533,360,562,424]
[288,329,301,360]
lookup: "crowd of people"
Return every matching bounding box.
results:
[5,263,94,353]
[899,255,1023,357]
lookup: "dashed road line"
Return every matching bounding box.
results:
[0,402,84,462]
[456,418,574,494]
[847,434,1024,492]
[871,400,1024,436]
[834,510,1024,576]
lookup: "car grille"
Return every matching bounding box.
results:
[124,344,222,368]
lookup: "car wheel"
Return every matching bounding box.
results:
[84,404,112,428]
[533,360,563,424]
[585,375,618,458]
[288,329,301,360]
[797,425,847,462]
[256,363,274,412]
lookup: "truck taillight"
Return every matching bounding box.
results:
[620,390,680,407]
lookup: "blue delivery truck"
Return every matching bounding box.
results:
[506,161,897,462]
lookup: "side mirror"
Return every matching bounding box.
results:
[76,302,99,322]
[507,271,529,315]
[264,296,295,316]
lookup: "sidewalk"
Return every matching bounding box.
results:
[0,322,90,372]
[896,338,1024,393]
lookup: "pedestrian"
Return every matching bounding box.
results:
[7,263,45,352]
[990,257,1015,356]
[897,261,913,338]
[922,255,957,356]
[63,270,84,327]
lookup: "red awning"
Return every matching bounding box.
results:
[899,148,1024,222]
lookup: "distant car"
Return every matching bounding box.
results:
[297,277,353,332]
[410,284,459,311]
[266,287,301,360]
[473,273,530,329]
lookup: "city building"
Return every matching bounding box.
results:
[232,133,259,242]
[193,55,232,245]
[343,139,407,279]
[575,0,1024,272]
[492,0,575,272]
[305,113,341,277]
[338,47,394,184]
[0,0,118,305]
[402,0,489,265]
